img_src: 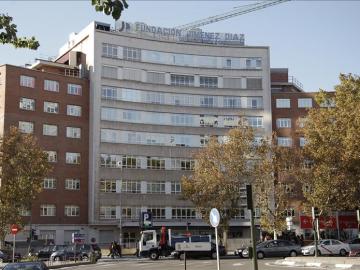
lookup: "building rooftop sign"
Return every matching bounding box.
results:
[115,21,245,46]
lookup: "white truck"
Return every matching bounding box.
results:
[139,227,215,260]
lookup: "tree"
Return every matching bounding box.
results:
[181,127,257,246]
[253,141,304,239]
[0,127,51,246]
[301,74,360,214]
[0,14,39,49]
[92,0,128,20]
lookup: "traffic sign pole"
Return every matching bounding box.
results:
[209,208,220,270]
[12,234,15,263]
[215,227,220,270]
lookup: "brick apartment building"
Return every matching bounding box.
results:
[271,68,357,240]
[0,60,89,244]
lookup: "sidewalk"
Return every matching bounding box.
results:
[274,257,360,269]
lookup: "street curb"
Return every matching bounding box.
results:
[48,262,94,269]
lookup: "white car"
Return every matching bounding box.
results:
[301,239,350,256]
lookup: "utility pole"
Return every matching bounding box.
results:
[246,185,258,270]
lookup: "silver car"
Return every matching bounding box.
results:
[243,240,301,259]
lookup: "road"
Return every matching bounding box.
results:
[64,258,323,270]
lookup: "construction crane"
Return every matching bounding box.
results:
[175,0,290,31]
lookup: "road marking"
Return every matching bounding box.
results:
[233,262,243,266]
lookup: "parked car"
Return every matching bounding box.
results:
[2,262,48,270]
[347,238,360,251]
[0,249,21,263]
[77,244,102,260]
[242,240,301,259]
[50,246,82,261]
[175,242,226,260]
[301,239,350,256]
[36,245,67,260]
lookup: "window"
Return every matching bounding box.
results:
[200,135,210,146]
[122,156,141,169]
[19,97,35,111]
[45,151,57,163]
[171,181,181,194]
[66,127,81,139]
[170,74,194,87]
[65,179,80,190]
[122,180,141,193]
[200,96,216,107]
[147,157,165,170]
[170,159,195,171]
[122,208,140,220]
[276,99,290,108]
[246,117,263,128]
[100,154,123,168]
[172,208,196,219]
[43,124,58,136]
[199,76,218,88]
[40,204,56,216]
[277,137,292,147]
[102,43,118,58]
[20,75,35,88]
[67,84,82,95]
[44,102,59,114]
[65,205,80,217]
[19,208,31,217]
[298,98,313,108]
[44,80,59,92]
[276,118,291,128]
[102,66,117,79]
[67,105,81,117]
[147,181,165,194]
[100,179,117,193]
[147,208,165,219]
[224,97,241,108]
[100,206,116,219]
[284,184,295,195]
[246,78,262,89]
[298,117,307,128]
[299,137,306,147]
[123,47,141,61]
[43,178,56,189]
[66,152,81,164]
[18,121,34,134]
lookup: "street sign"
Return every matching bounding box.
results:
[141,211,153,229]
[210,208,220,228]
[175,242,211,251]
[10,224,20,235]
[71,233,85,244]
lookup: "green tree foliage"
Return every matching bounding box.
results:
[302,74,360,214]
[0,14,39,50]
[92,0,128,20]
[0,127,51,245]
[182,127,257,246]
[254,141,304,239]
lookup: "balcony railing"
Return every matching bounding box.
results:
[288,76,303,90]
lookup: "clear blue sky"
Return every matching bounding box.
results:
[1,1,359,91]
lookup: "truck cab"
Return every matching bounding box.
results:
[139,230,158,257]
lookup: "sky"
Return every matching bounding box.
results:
[0,0,359,92]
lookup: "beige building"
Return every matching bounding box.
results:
[55,21,272,246]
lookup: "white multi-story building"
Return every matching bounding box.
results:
[56,21,272,246]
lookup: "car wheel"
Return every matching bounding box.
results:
[289,250,297,257]
[257,252,265,259]
[82,255,89,261]
[54,256,61,261]
[211,252,217,259]
[149,251,159,260]
[340,249,347,256]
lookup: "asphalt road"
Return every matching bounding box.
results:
[63,258,322,270]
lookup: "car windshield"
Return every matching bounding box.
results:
[3,263,43,270]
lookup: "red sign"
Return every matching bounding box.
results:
[339,215,357,229]
[10,224,20,235]
[300,215,358,230]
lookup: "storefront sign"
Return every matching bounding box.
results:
[115,21,245,45]
[300,215,357,230]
